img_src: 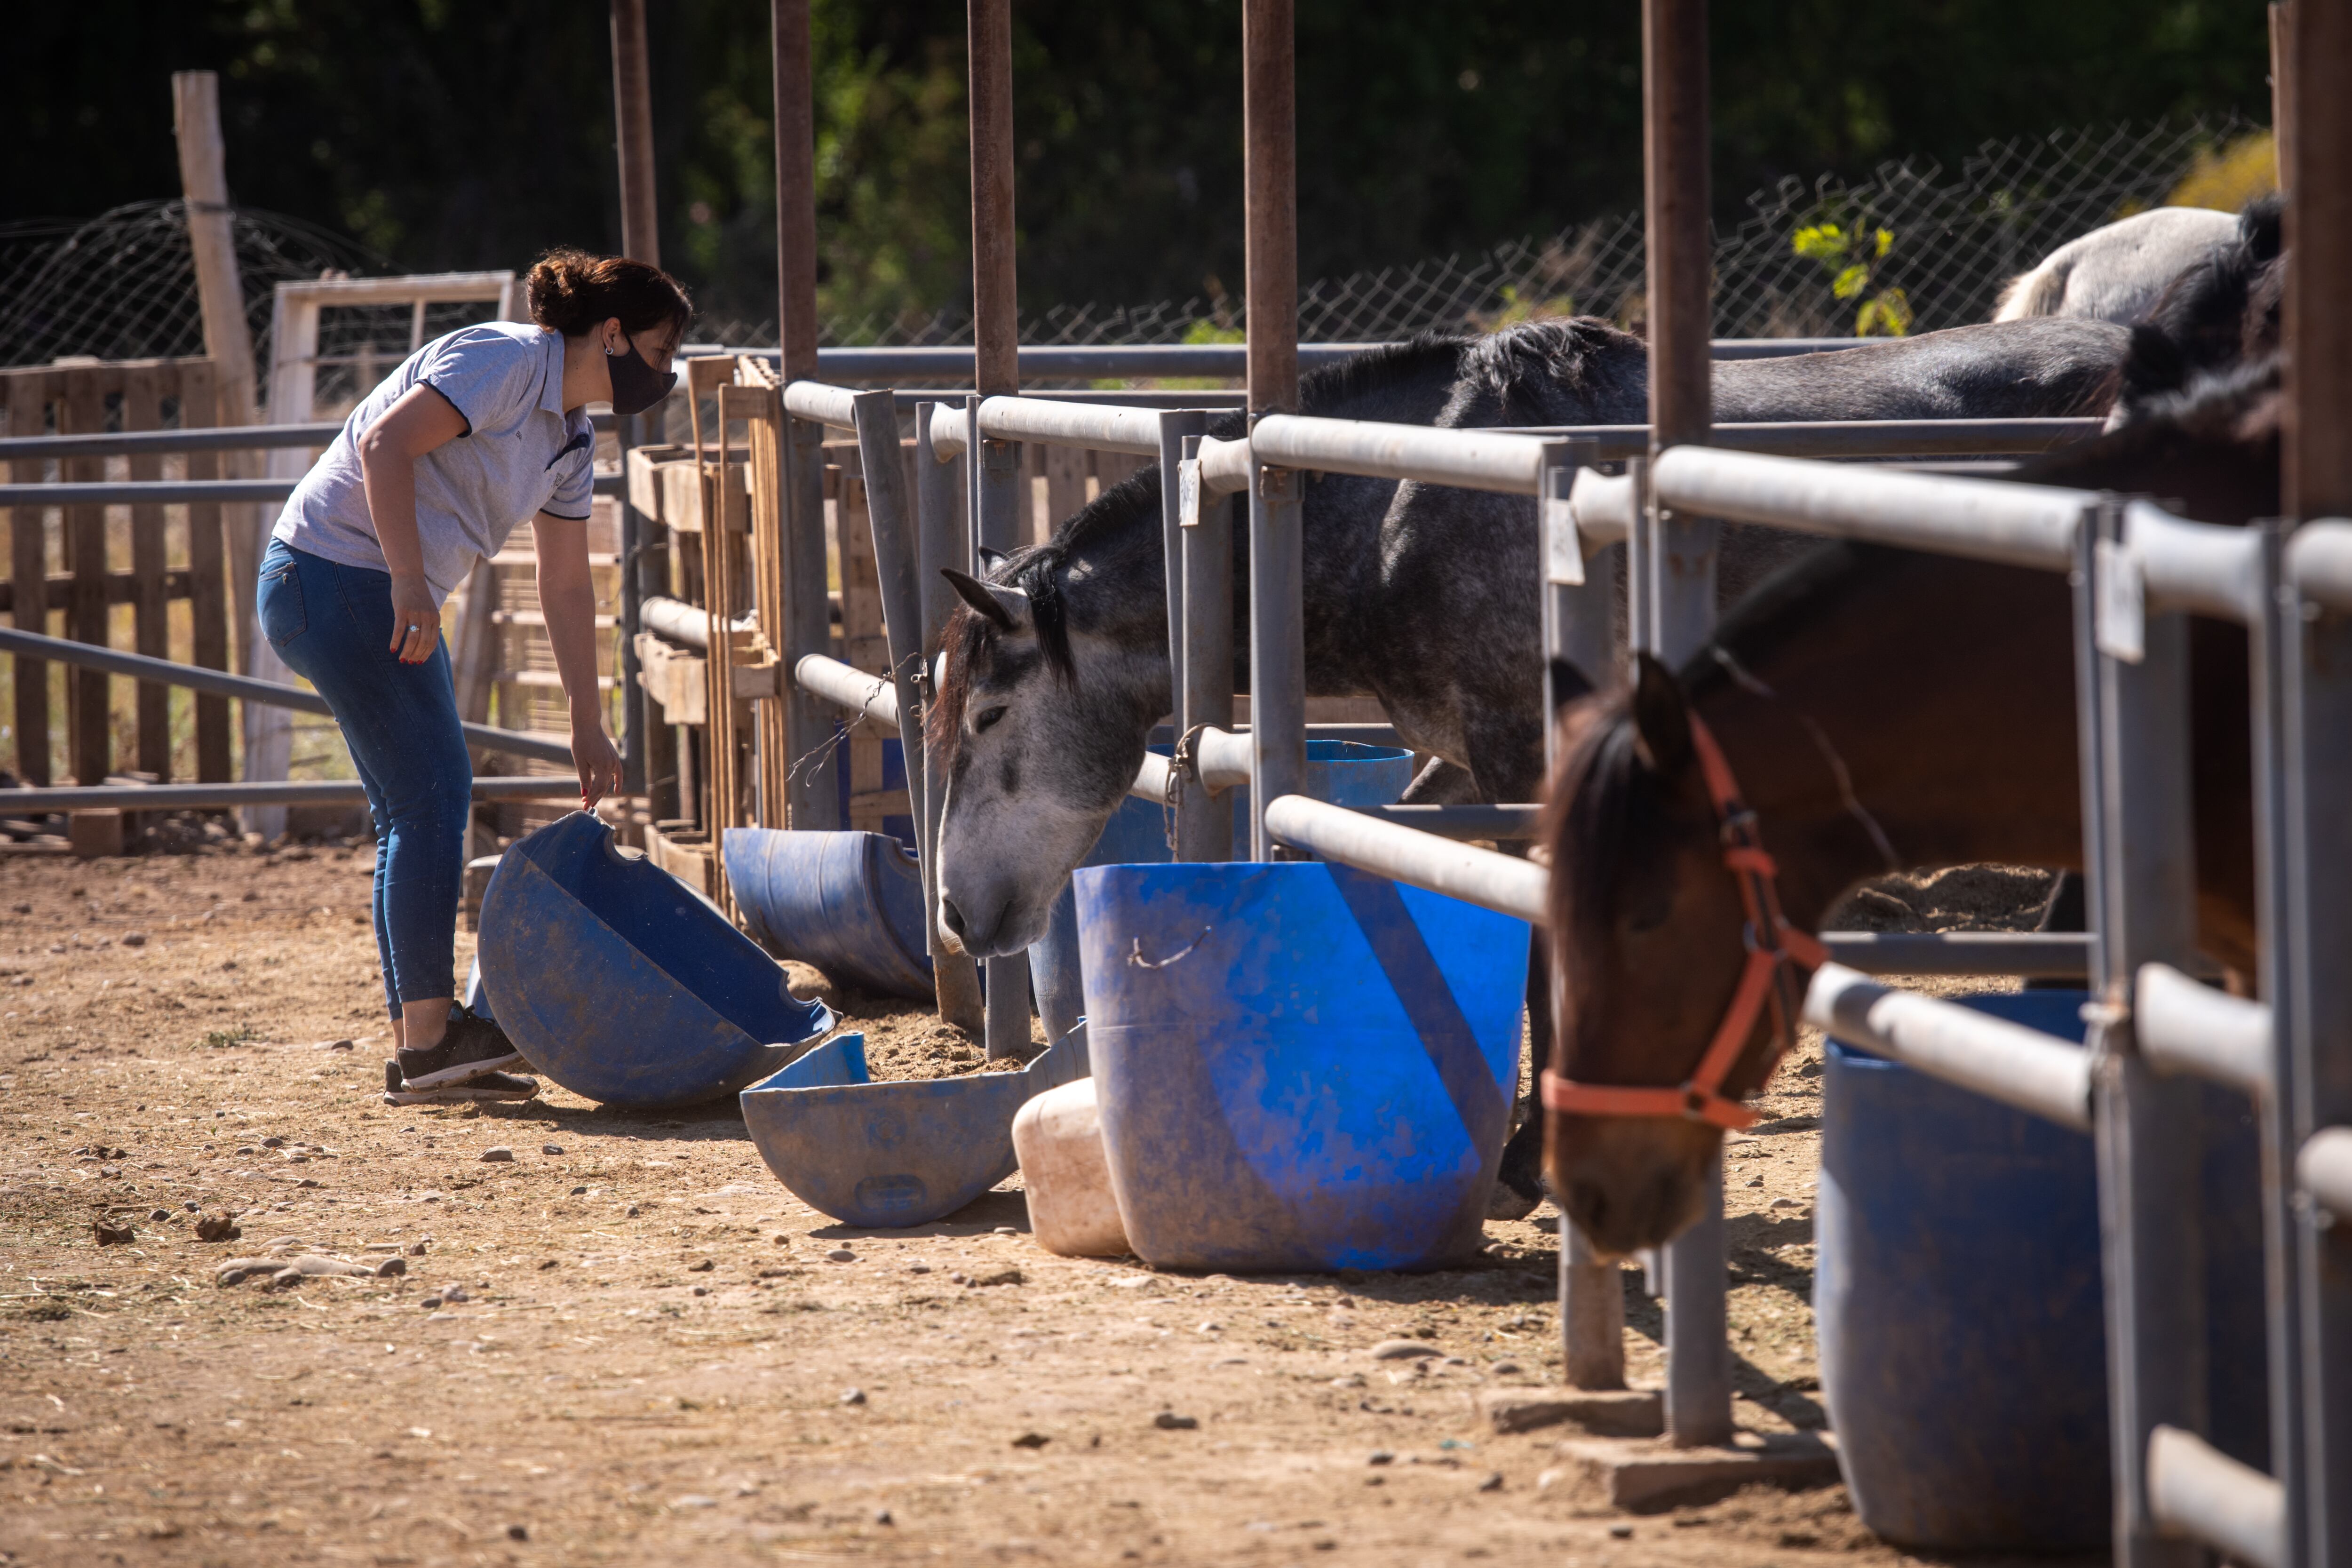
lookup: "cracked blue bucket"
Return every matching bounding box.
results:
[739,1026,1088,1227]
[476,812,834,1110]
[1075,861,1527,1272]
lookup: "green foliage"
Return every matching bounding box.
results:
[5,0,2274,332]
[1791,218,1910,336]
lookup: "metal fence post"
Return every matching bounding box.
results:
[781,412,840,830]
[970,395,1034,1059]
[1177,438,1235,863]
[913,403,985,1035]
[1247,458,1306,861]
[1641,457,1732,1449]
[2284,540,2352,1568]
[1157,410,1210,733]
[2082,501,2210,1568]
[1542,437,1627,1390]
[2249,519,2312,1568]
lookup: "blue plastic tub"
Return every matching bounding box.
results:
[1074,860,1528,1272]
[723,828,933,998]
[1029,740,1418,1043]
[1818,989,2268,1551]
[475,812,834,1110]
[739,1026,1086,1226]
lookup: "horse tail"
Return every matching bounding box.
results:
[1993,258,2070,321]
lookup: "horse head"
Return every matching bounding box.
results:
[1542,655,1791,1256]
[928,547,1168,958]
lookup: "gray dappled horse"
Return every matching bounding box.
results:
[926,315,2129,1205]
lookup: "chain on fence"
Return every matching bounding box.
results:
[1,118,2256,380]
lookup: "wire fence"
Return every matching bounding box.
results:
[1,118,2255,387]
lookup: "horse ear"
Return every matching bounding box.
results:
[941,567,1030,632]
[1547,657,1596,718]
[1629,653,1696,779]
[976,546,1012,574]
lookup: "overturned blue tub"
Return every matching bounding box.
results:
[740,1027,1087,1227]
[476,812,834,1110]
[723,828,933,998]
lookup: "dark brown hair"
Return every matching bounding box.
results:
[524,248,692,341]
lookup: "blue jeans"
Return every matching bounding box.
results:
[257,539,471,1018]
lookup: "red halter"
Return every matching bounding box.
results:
[1541,712,1828,1132]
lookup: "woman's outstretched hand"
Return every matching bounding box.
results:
[571,712,625,810]
[388,573,442,664]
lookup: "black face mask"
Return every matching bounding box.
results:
[605,337,676,418]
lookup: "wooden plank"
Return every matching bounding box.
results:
[177,359,231,782]
[122,363,171,778]
[1096,448,1152,494]
[0,568,195,614]
[63,371,110,786]
[4,375,50,785]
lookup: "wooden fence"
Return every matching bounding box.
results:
[0,357,234,788]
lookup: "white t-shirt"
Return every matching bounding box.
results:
[271,322,594,603]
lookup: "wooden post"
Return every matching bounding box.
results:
[1243,0,1304,863]
[2272,4,2297,197]
[175,71,288,833]
[122,364,171,779]
[771,0,839,830]
[968,0,1019,398]
[611,0,660,266]
[2284,0,2352,525]
[965,0,1033,1061]
[3,375,51,785]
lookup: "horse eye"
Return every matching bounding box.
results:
[974,705,1009,733]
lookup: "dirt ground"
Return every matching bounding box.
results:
[0,842,2063,1568]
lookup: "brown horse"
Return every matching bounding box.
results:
[1540,361,2280,1255]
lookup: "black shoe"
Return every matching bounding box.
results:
[394,1007,524,1089]
[381,1059,540,1106]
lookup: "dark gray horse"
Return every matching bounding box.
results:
[929,314,2127,959]
[927,312,2125,1212]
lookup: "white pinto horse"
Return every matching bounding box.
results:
[1993,206,2238,324]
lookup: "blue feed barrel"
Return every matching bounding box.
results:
[476,812,834,1110]
[1028,740,1418,1042]
[1818,989,2268,1551]
[1074,860,1528,1272]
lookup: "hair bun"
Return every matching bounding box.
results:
[524,248,691,341]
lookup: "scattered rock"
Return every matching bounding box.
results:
[1479,1472,1504,1492]
[506,1525,528,1542]
[968,1268,1023,1288]
[121,931,147,947]
[906,1262,931,1275]
[441,1285,470,1304]
[315,1037,353,1051]
[872,1508,893,1526]
[625,1204,641,1218]
[419,1296,443,1310]
[570,1185,588,1195]
[375,1257,407,1278]
[826,1248,856,1263]
[1370,1339,1442,1361]
[539,1258,560,1271]
[1196,1320,1222,1333]
[670,1495,717,1510]
[992,1226,1019,1235]
[93,1221,134,1246]
[1609,1524,1634,1539]
[1535,1468,1568,1492]
[1770,1196,1802,1209]
[1367,1450,1395,1466]
[479,1146,514,1163]
[1011,1431,1050,1449]
[405,1240,428,1256]
[840,1388,866,1406]
[1152,1412,1198,1431]
[262,1136,285,1148]
[688,1258,715,1273]
[541,1144,564,1155]
[1328,1374,1367,1389]
[148,1208,170,1221]
[691,1285,708,1297]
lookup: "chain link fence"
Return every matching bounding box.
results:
[2,118,2256,381]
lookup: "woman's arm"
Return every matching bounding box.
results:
[355,385,469,664]
[531,513,626,808]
